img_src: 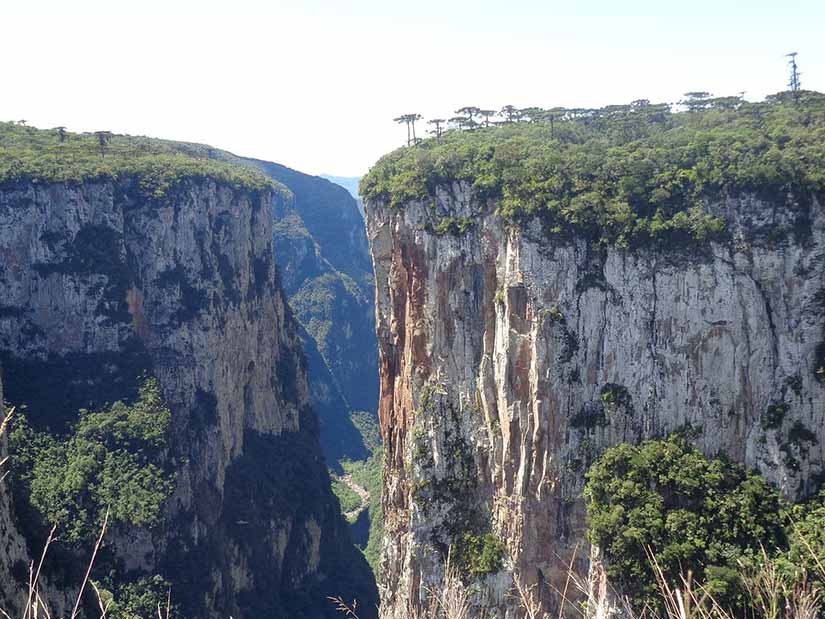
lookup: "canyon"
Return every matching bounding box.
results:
[2,93,824,619]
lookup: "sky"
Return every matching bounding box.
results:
[2,0,824,177]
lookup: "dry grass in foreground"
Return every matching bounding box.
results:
[331,539,825,619]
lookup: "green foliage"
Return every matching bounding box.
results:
[93,575,176,619]
[431,216,474,236]
[0,121,272,199]
[289,271,367,363]
[350,411,382,452]
[9,378,174,543]
[763,402,789,429]
[331,477,363,517]
[600,383,633,412]
[362,92,825,247]
[584,435,787,611]
[545,304,565,323]
[452,532,506,577]
[782,491,825,588]
[342,448,385,573]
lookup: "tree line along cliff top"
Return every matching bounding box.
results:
[361,91,825,247]
[0,121,279,200]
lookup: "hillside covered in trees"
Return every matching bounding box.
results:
[363,91,825,247]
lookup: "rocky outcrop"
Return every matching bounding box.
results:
[0,177,376,618]
[365,183,825,617]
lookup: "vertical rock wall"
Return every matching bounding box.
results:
[366,183,825,617]
[0,178,376,618]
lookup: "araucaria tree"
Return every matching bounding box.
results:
[393,114,422,146]
[500,105,521,122]
[479,109,497,127]
[94,130,113,157]
[456,106,481,123]
[393,115,411,146]
[427,118,446,142]
[681,91,713,112]
[408,113,422,144]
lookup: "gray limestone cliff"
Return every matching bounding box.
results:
[365,183,825,618]
[0,177,376,618]
[0,372,32,612]
[243,159,379,466]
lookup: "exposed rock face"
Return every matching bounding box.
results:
[0,178,376,618]
[0,371,35,613]
[242,159,379,466]
[365,183,825,618]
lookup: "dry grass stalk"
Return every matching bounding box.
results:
[792,521,825,579]
[89,581,112,619]
[740,549,785,619]
[427,552,472,619]
[648,549,730,619]
[23,525,57,619]
[0,406,14,484]
[327,595,362,619]
[69,508,109,619]
[512,573,545,619]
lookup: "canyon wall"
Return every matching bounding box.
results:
[0,177,376,618]
[365,183,825,617]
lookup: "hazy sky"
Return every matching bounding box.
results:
[2,0,823,176]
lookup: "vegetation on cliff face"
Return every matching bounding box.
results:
[340,448,385,572]
[0,121,274,198]
[585,435,824,613]
[362,92,825,247]
[9,377,174,543]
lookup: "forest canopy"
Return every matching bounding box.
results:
[0,121,274,199]
[361,91,825,247]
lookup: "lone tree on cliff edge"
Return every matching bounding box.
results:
[479,109,497,127]
[394,114,423,146]
[393,115,411,146]
[408,114,422,144]
[428,118,446,142]
[94,131,113,157]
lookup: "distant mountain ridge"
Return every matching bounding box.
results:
[320,175,362,201]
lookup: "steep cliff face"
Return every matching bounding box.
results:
[252,159,378,465]
[365,184,825,617]
[0,176,376,617]
[0,372,32,612]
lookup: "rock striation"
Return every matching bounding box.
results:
[0,176,376,618]
[365,183,825,617]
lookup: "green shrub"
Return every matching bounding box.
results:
[584,435,787,612]
[93,575,176,619]
[331,477,363,517]
[432,216,474,236]
[10,377,174,542]
[453,532,506,577]
[782,491,825,587]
